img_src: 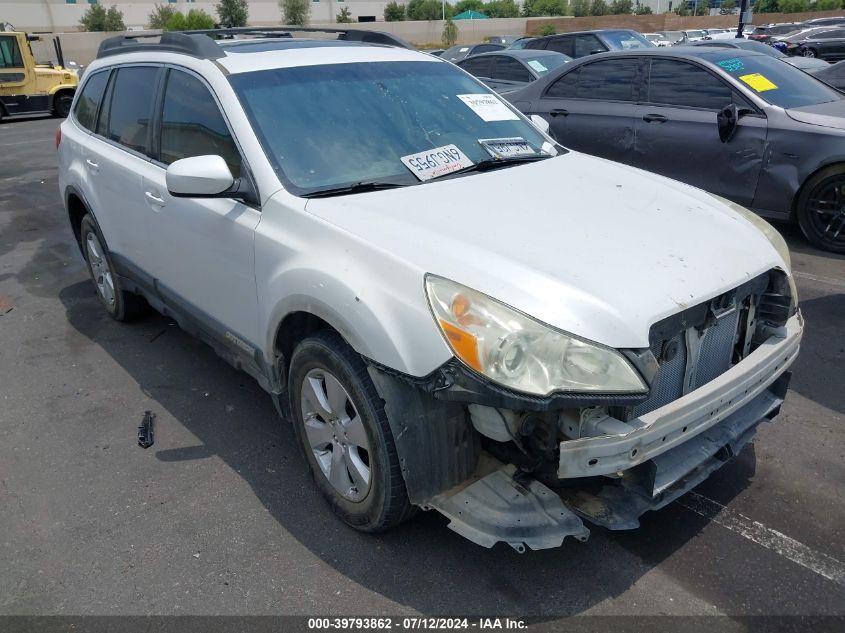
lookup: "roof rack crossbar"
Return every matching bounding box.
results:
[96,26,414,61]
[97,32,225,60]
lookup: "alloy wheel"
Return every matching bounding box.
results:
[85,231,115,307]
[300,369,371,502]
[806,178,845,249]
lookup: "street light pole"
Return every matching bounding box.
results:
[443,0,446,20]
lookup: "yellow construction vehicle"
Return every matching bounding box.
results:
[0,25,79,120]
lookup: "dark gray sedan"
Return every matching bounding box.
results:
[505,47,845,252]
[455,50,571,93]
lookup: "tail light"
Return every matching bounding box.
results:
[55,126,62,149]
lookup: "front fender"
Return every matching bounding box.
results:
[256,201,453,378]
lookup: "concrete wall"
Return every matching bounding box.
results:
[525,10,845,36]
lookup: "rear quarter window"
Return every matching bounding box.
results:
[73,70,109,132]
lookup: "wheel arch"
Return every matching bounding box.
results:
[792,160,845,218]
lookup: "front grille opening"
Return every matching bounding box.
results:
[620,270,783,421]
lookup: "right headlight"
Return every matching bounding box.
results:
[425,276,648,397]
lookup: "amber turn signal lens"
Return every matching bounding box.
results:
[439,319,482,372]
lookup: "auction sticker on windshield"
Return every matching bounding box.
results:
[401,145,474,181]
[457,94,520,122]
[739,73,778,93]
[479,137,536,158]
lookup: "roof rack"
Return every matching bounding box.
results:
[96,26,414,60]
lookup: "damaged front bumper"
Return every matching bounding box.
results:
[423,313,802,551]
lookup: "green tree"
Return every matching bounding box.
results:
[634,4,653,13]
[164,9,216,31]
[674,0,690,15]
[815,0,840,9]
[384,1,406,20]
[148,3,177,29]
[407,0,449,19]
[572,0,590,14]
[442,18,458,46]
[454,0,485,12]
[590,0,610,14]
[754,0,779,12]
[537,23,557,36]
[216,0,249,27]
[694,0,710,14]
[485,0,521,17]
[610,0,633,12]
[336,6,353,22]
[280,0,311,25]
[80,4,126,32]
[778,0,809,11]
[530,0,569,16]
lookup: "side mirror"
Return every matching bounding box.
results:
[717,103,740,143]
[166,155,234,197]
[530,114,551,135]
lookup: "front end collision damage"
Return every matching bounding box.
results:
[365,273,803,553]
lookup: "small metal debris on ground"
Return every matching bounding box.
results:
[137,411,155,449]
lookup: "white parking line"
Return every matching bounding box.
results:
[793,271,845,288]
[677,492,845,587]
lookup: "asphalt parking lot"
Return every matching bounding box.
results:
[1,117,843,628]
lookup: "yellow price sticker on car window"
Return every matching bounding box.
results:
[739,73,778,92]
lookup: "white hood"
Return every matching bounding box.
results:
[306,152,786,349]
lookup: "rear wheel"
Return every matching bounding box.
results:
[288,330,413,532]
[53,92,73,118]
[802,48,818,58]
[79,215,147,320]
[796,167,845,253]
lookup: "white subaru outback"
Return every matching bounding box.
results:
[57,29,803,552]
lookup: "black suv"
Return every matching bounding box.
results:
[523,29,653,58]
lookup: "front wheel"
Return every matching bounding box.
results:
[53,92,73,118]
[802,48,817,58]
[796,167,845,253]
[288,330,413,532]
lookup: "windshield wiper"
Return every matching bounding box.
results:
[302,181,409,198]
[439,154,550,179]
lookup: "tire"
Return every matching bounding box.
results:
[79,215,148,320]
[53,92,73,118]
[802,48,817,58]
[796,167,845,254]
[288,330,413,532]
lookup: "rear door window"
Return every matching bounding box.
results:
[574,35,606,57]
[459,56,493,78]
[97,66,159,155]
[73,70,109,132]
[158,69,241,177]
[647,59,732,110]
[545,67,579,98]
[546,36,575,57]
[492,57,531,83]
[576,58,639,101]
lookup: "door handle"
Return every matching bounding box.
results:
[144,191,165,206]
[549,108,569,117]
[642,113,668,123]
[85,159,99,169]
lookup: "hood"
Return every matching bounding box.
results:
[786,99,845,129]
[305,153,785,349]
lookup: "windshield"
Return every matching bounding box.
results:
[663,31,683,41]
[686,30,706,38]
[525,54,569,75]
[603,30,654,50]
[229,61,551,196]
[707,52,843,108]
